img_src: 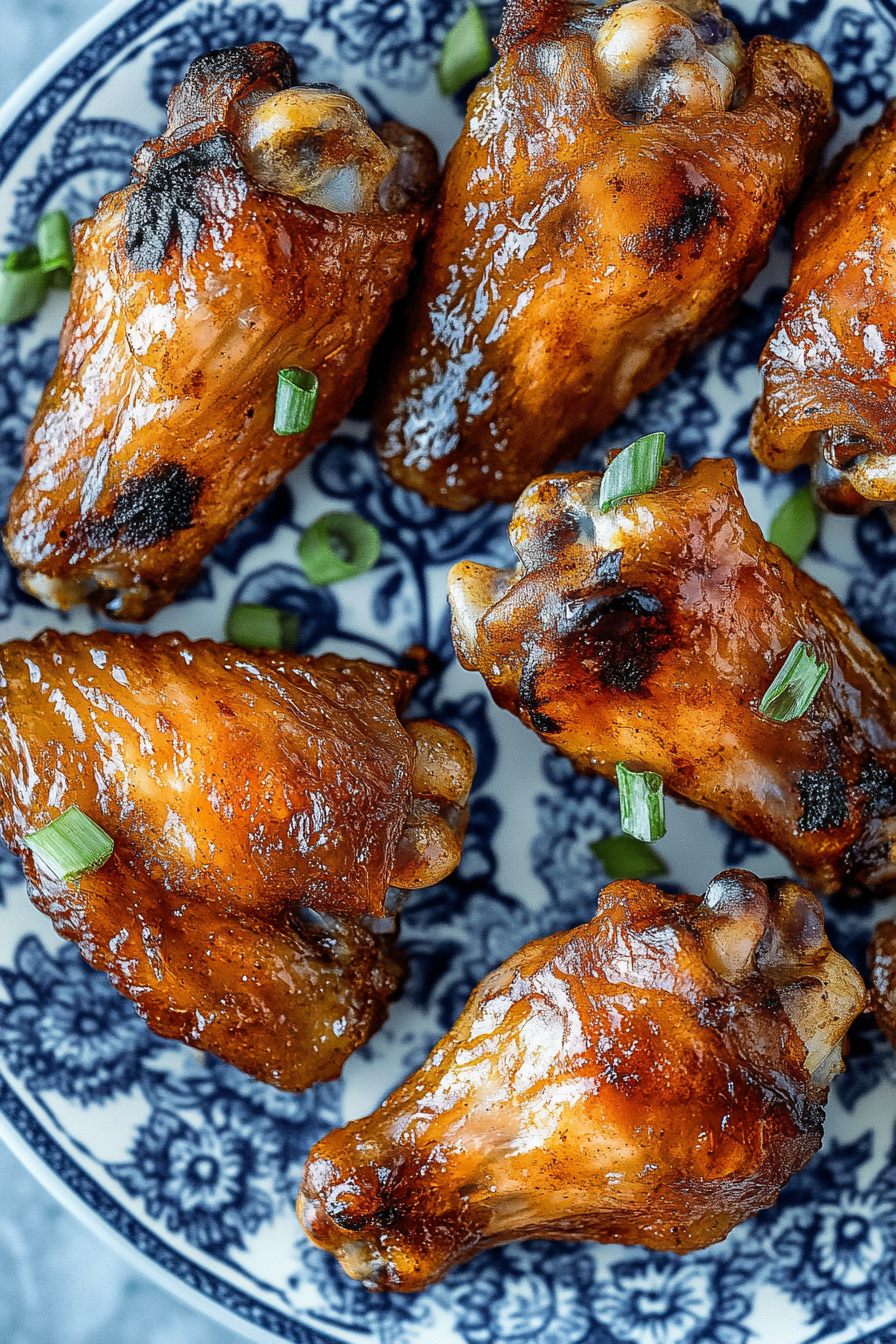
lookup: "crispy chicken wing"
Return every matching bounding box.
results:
[373,0,834,509]
[299,870,865,1288]
[4,43,438,620]
[0,632,474,1089]
[752,101,896,517]
[869,919,896,1051]
[448,457,896,896]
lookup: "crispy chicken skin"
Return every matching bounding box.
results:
[4,44,439,621]
[448,457,896,897]
[752,100,896,516]
[374,0,834,509]
[0,632,474,1089]
[869,919,896,1051]
[299,871,865,1288]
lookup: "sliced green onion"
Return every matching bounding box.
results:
[768,485,818,565]
[590,833,668,881]
[298,512,381,586]
[759,642,828,722]
[598,432,666,513]
[24,805,113,885]
[274,367,319,435]
[437,5,492,96]
[37,210,74,283]
[616,762,666,843]
[226,603,300,650]
[0,246,50,325]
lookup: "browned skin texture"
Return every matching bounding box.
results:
[373,0,834,510]
[448,458,896,897]
[869,919,896,1050]
[752,100,896,517]
[4,43,439,620]
[299,870,865,1288]
[0,632,474,1090]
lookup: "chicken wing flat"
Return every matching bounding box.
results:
[0,631,474,1089]
[373,0,834,510]
[752,101,896,516]
[448,457,896,896]
[299,870,865,1288]
[869,919,896,1052]
[4,43,438,620]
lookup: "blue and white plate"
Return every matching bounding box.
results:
[3,0,896,1340]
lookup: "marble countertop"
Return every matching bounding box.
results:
[0,5,248,1341]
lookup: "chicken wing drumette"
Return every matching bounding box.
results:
[752,100,896,518]
[299,870,865,1288]
[374,0,834,509]
[4,43,438,620]
[449,457,896,896]
[0,632,474,1090]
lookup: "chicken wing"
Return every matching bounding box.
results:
[4,43,439,620]
[752,101,896,517]
[869,919,896,1052]
[373,0,834,510]
[448,457,896,896]
[0,631,474,1089]
[299,869,865,1288]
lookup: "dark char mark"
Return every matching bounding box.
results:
[623,187,725,267]
[125,136,236,272]
[858,762,896,814]
[518,662,562,734]
[797,769,849,832]
[566,588,671,692]
[112,463,203,547]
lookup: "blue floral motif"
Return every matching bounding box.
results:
[309,0,458,91]
[819,7,896,112]
[0,935,158,1102]
[532,753,621,918]
[449,1243,602,1344]
[591,1255,751,1344]
[847,568,896,664]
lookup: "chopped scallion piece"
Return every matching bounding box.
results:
[226,603,300,650]
[24,805,113,885]
[437,5,492,96]
[616,762,666,843]
[598,432,666,513]
[37,210,74,282]
[759,642,828,722]
[298,512,381,585]
[274,367,319,435]
[768,484,818,565]
[0,246,49,325]
[590,833,668,881]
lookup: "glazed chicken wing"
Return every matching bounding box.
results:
[374,0,834,509]
[0,632,474,1089]
[752,100,896,516]
[4,43,438,620]
[299,870,865,1288]
[869,919,896,1051]
[449,457,896,896]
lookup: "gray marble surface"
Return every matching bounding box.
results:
[0,4,251,1341]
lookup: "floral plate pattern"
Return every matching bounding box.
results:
[3,0,896,1340]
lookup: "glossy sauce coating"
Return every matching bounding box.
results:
[0,632,474,1089]
[869,918,896,1050]
[752,99,896,515]
[4,43,438,620]
[449,458,896,896]
[299,871,865,1288]
[374,0,834,509]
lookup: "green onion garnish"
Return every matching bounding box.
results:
[616,762,666,843]
[274,367,319,435]
[437,5,492,96]
[768,485,818,565]
[0,246,50,325]
[226,603,300,650]
[298,512,381,586]
[759,642,828,722]
[590,833,668,881]
[598,432,666,513]
[24,805,113,885]
[37,210,74,285]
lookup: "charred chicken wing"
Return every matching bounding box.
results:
[449,457,896,896]
[0,631,474,1089]
[374,0,834,509]
[299,870,865,1287]
[752,100,896,516]
[5,43,438,620]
